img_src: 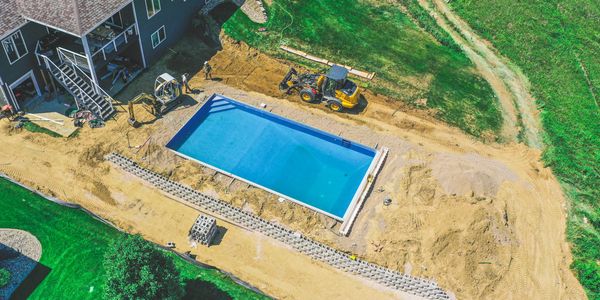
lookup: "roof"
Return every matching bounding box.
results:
[14,0,131,36]
[327,65,349,81]
[0,0,27,40]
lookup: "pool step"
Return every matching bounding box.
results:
[208,100,237,113]
[209,104,237,113]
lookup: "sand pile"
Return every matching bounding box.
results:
[361,157,515,298]
[430,152,519,198]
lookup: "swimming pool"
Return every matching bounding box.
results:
[166,94,379,221]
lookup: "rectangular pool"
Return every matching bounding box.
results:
[166,94,379,221]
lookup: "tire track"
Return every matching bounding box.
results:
[415,0,543,148]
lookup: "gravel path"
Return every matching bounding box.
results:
[0,229,42,299]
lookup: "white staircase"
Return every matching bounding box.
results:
[54,63,114,120]
[36,45,114,120]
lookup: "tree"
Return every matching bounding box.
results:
[104,235,183,300]
[0,267,10,288]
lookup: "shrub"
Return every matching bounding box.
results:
[103,235,183,300]
[0,268,10,288]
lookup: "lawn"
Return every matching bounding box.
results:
[0,178,267,300]
[449,1,600,298]
[222,0,502,139]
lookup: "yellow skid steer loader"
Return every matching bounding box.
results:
[279,65,360,112]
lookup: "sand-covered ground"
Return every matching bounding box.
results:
[0,36,585,299]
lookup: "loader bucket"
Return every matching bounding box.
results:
[279,68,298,91]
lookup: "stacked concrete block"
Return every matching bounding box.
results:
[189,214,218,246]
[105,153,451,300]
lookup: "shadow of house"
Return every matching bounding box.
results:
[108,2,245,104]
[0,243,50,300]
[168,3,241,78]
[9,263,51,300]
[199,0,246,45]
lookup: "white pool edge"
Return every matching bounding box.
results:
[339,147,389,236]
[167,93,387,229]
[167,149,351,221]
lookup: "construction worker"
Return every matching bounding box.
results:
[203,61,213,80]
[181,73,192,93]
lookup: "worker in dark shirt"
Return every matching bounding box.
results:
[203,61,213,80]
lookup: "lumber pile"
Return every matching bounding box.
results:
[279,45,376,80]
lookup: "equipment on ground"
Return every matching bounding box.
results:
[127,73,183,127]
[1,105,15,120]
[188,214,218,247]
[383,198,392,206]
[279,65,361,112]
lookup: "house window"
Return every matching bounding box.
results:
[151,26,166,48]
[146,0,161,18]
[2,31,28,64]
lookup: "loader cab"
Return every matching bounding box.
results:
[324,65,359,110]
[323,65,349,96]
[154,73,181,105]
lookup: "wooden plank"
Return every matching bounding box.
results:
[279,45,375,81]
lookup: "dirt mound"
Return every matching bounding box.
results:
[363,159,515,298]
[78,141,116,168]
[430,152,519,197]
[209,36,292,97]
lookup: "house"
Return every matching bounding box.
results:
[0,0,244,120]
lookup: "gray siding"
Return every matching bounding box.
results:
[133,0,205,66]
[0,22,47,86]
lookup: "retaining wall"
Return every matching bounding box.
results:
[106,152,451,299]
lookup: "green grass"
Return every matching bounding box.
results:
[222,0,502,138]
[0,268,9,288]
[22,122,62,138]
[397,0,461,52]
[0,178,267,300]
[449,1,600,298]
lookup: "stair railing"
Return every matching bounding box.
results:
[57,49,115,113]
[56,47,89,70]
[91,23,137,62]
[38,53,105,116]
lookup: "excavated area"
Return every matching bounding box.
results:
[0,36,584,299]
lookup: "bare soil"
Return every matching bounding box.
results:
[0,35,584,299]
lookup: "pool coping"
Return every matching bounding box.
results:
[166,94,386,232]
[339,147,388,235]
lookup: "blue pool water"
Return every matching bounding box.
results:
[166,95,376,220]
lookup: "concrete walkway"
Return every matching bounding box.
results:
[24,96,78,137]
